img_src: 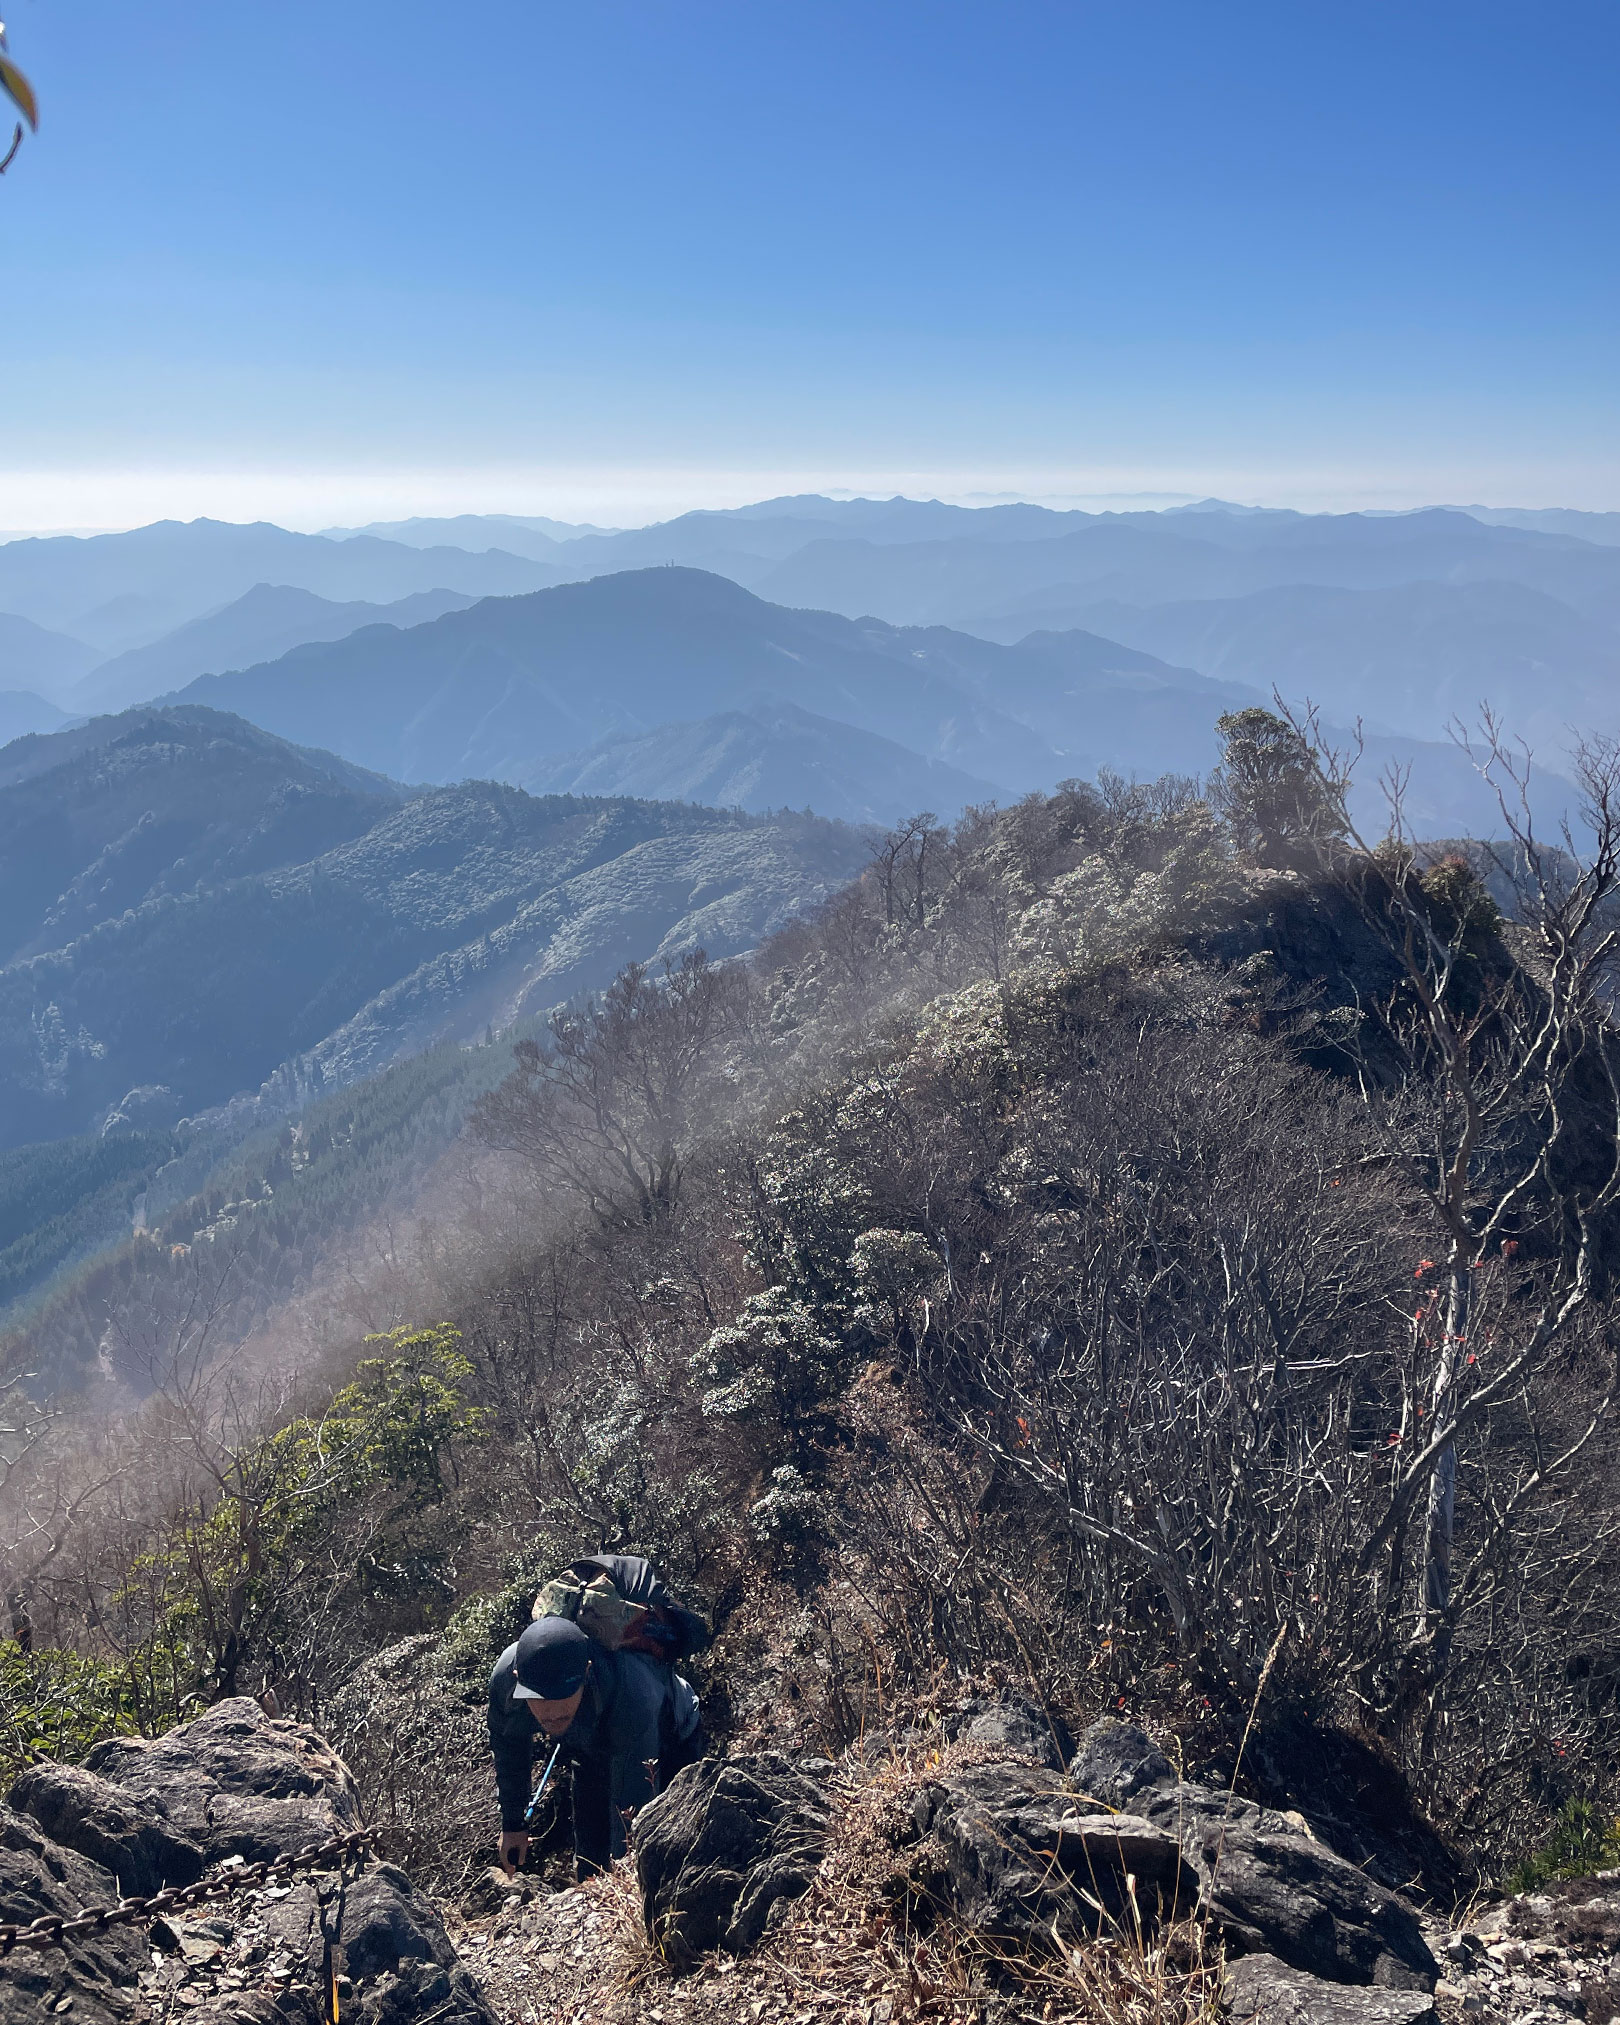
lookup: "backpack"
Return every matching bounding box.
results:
[533,1554,708,1661]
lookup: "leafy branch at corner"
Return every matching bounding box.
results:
[0,17,38,174]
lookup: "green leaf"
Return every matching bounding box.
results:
[0,55,37,130]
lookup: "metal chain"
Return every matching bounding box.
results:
[0,1825,377,1959]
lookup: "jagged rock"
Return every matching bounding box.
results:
[911,1721,1436,1994]
[0,1803,148,2024]
[1195,1817,1437,1989]
[634,1753,830,1967]
[342,1862,465,1979]
[956,1695,1066,1771]
[361,1959,496,2025]
[1068,1717,1175,1804]
[83,1696,362,1864]
[2,1699,494,2025]
[8,1759,205,1896]
[1226,1952,1440,2023]
[914,1763,1197,1943]
[1064,1722,1435,1990]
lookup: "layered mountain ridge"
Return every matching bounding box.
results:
[5,496,1616,797]
[0,705,864,1153]
[164,565,1565,837]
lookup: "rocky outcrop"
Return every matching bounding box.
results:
[1067,1716,1175,1805]
[79,1695,363,1863]
[1,1697,493,2025]
[910,1761,1198,1943]
[1226,1952,1440,2024]
[8,1759,205,1897]
[0,1804,150,2024]
[952,1693,1067,1772]
[1064,1719,1436,1989]
[890,1713,1437,2012]
[634,1753,831,1967]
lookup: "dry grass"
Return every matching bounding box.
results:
[457,1737,1226,2025]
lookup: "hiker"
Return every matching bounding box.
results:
[488,1552,706,1877]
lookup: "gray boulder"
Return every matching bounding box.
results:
[1062,1723,1434,1990]
[1193,1816,1436,1989]
[1226,1953,1439,2024]
[958,1695,1066,1771]
[3,1699,494,2025]
[247,1860,488,2025]
[0,1803,148,2025]
[8,1759,205,1896]
[915,1762,1196,1944]
[1068,1717,1175,1804]
[634,1753,830,1967]
[342,1863,461,1980]
[83,1695,361,1863]
[916,1721,1436,1994]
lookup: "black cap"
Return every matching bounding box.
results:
[512,1617,591,1701]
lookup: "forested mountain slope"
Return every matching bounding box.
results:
[520,700,1004,824]
[0,706,405,967]
[8,716,1620,1950]
[0,706,862,1151]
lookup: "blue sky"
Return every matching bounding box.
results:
[2,0,1617,528]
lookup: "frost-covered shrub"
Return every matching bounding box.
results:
[692,1287,842,1442]
[850,1227,942,1341]
[1012,806,1242,970]
[747,1465,829,1562]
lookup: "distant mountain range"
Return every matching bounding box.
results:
[528,699,1006,823]
[0,517,561,656]
[162,564,1564,837]
[980,579,1620,757]
[72,582,482,715]
[0,612,102,696]
[1456,506,1620,547]
[0,705,864,1152]
[170,567,1061,803]
[1,491,1611,1366]
[0,690,74,748]
[324,513,618,558]
[3,493,1616,832]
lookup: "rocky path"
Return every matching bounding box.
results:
[1424,1877,1620,2025]
[10,1695,1620,2025]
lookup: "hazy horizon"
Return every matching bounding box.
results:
[5,1,1617,537]
[5,477,1620,546]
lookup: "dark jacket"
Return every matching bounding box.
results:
[487,1556,706,1868]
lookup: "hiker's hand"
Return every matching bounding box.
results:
[498,1830,531,1877]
